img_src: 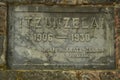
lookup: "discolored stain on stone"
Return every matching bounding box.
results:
[115,7,120,69]
[5,71,17,80]
[76,71,100,80]
[77,0,116,4]
[0,71,5,80]
[17,71,77,80]
[116,0,120,3]
[99,72,116,80]
[0,2,6,69]
[116,71,120,80]
[0,70,119,80]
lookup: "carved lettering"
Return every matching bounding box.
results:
[72,18,80,28]
[72,34,90,42]
[23,17,103,29]
[34,33,53,42]
[63,17,70,28]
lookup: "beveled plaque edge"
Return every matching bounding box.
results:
[7,4,116,70]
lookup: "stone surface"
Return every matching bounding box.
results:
[0,1,119,80]
[0,0,116,4]
[115,7,120,69]
[77,0,115,4]
[0,1,118,80]
[0,70,119,80]
[116,0,120,3]
[8,5,115,70]
[0,2,6,69]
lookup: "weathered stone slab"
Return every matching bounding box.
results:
[8,5,115,70]
[0,2,6,69]
[0,0,116,5]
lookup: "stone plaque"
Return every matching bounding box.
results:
[8,5,115,70]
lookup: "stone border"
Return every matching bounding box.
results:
[0,70,119,80]
[0,1,120,80]
[0,2,6,69]
[0,0,117,5]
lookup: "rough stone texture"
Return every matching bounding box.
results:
[0,70,119,80]
[116,0,120,3]
[0,0,116,5]
[8,5,115,70]
[115,6,120,69]
[77,0,116,4]
[0,1,119,80]
[0,2,6,69]
[18,71,78,80]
